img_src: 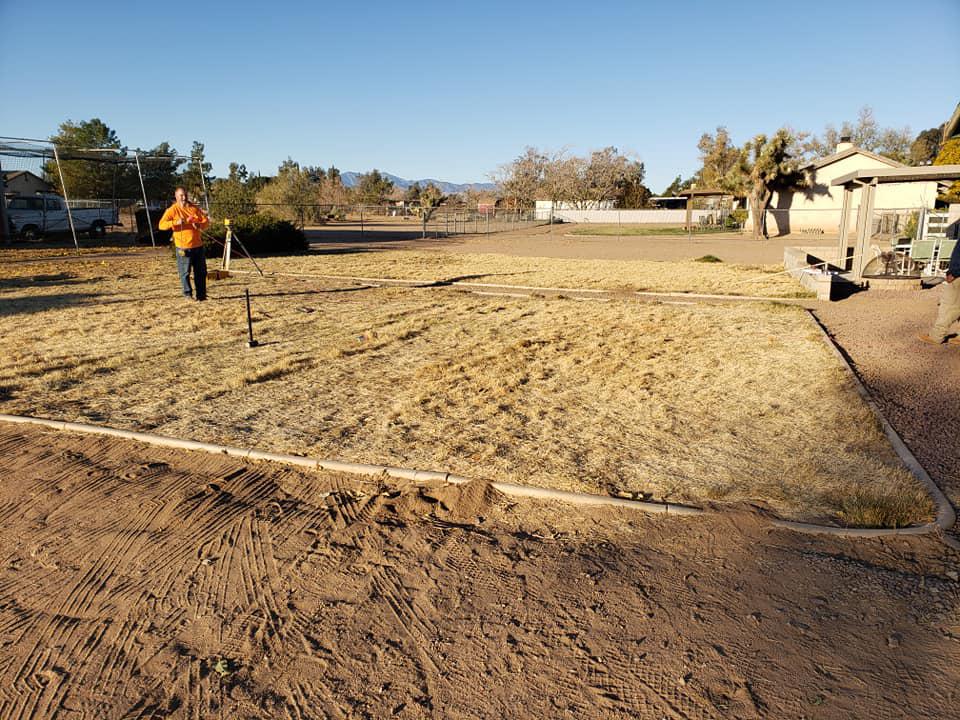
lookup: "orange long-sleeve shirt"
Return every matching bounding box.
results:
[158,203,210,248]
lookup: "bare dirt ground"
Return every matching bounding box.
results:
[0,422,958,720]
[303,222,836,265]
[2,231,959,719]
[2,222,829,268]
[0,224,154,263]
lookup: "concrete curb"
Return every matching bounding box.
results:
[0,286,949,538]
[225,268,798,304]
[769,310,957,539]
[0,414,702,517]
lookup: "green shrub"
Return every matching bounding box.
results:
[934,139,960,203]
[694,254,723,263]
[203,213,307,257]
[725,209,748,229]
[903,210,920,241]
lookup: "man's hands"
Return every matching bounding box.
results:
[947,273,955,284]
[175,214,201,230]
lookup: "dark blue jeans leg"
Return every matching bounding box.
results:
[176,249,192,297]
[192,249,207,300]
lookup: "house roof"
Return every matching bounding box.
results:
[831,164,960,187]
[943,102,960,143]
[2,169,48,182]
[805,146,903,171]
[676,188,730,197]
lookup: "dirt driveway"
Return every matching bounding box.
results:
[303,222,836,265]
[0,422,958,719]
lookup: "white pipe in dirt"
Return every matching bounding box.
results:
[0,414,702,516]
[224,269,783,303]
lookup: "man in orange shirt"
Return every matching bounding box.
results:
[158,187,211,300]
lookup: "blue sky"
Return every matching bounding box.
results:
[2,0,958,192]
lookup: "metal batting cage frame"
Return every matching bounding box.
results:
[0,135,209,254]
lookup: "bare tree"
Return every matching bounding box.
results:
[540,151,577,214]
[804,106,912,163]
[318,166,349,212]
[576,147,642,209]
[494,147,550,208]
[497,146,648,215]
[417,183,445,237]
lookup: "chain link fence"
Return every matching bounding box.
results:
[203,202,543,238]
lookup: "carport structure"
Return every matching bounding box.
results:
[676,188,737,231]
[832,165,960,280]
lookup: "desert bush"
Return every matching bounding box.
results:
[203,213,306,257]
[725,209,749,229]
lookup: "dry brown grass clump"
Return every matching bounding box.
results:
[227,251,809,298]
[0,255,930,526]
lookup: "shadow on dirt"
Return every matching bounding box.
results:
[216,286,374,301]
[0,273,104,290]
[0,292,103,316]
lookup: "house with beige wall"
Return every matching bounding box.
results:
[751,140,943,236]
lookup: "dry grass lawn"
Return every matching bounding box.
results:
[0,237,152,262]
[228,250,809,298]
[0,254,931,526]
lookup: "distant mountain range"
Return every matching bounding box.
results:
[340,171,495,195]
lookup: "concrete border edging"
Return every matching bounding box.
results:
[1,293,951,537]
[0,409,942,534]
[0,414,702,516]
[773,310,957,539]
[225,269,794,304]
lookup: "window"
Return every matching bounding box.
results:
[7,197,43,211]
[46,198,61,211]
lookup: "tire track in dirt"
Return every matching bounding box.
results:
[1,422,958,718]
[369,566,441,707]
[0,427,302,718]
[1,473,190,720]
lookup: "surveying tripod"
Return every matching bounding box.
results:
[218,218,264,277]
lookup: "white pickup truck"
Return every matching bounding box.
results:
[5,193,119,239]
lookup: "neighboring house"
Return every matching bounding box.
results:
[756,139,943,236]
[942,102,960,143]
[474,193,501,213]
[650,196,687,210]
[2,170,55,197]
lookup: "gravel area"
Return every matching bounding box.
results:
[815,284,960,534]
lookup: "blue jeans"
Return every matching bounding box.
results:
[176,246,207,299]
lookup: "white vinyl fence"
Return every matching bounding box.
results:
[543,208,727,224]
